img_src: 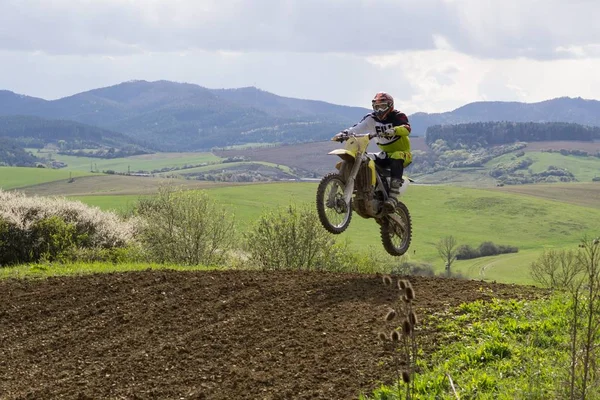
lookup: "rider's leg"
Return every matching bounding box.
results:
[383,158,404,212]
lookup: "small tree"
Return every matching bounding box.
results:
[573,237,600,399]
[553,236,600,400]
[436,236,458,277]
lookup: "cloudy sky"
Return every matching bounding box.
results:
[1,0,599,114]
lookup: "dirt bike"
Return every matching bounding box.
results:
[316,131,412,256]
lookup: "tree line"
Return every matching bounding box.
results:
[425,121,600,149]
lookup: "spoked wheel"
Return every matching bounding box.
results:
[316,173,352,234]
[380,201,412,256]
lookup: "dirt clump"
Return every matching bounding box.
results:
[0,270,545,399]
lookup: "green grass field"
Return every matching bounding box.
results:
[64,182,600,284]
[30,150,222,173]
[0,167,95,190]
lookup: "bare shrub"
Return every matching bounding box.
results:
[530,249,582,289]
[565,237,600,400]
[436,236,458,277]
[135,185,236,266]
[391,260,435,276]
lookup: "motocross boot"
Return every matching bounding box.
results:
[383,178,403,214]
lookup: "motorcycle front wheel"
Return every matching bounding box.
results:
[316,173,352,234]
[380,201,412,256]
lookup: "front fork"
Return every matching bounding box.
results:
[341,154,364,205]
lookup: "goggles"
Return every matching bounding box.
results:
[373,103,390,112]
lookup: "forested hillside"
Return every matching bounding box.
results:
[0,115,150,156]
[0,137,39,166]
[426,121,600,149]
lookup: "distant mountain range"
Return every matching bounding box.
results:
[409,97,600,135]
[1,80,600,151]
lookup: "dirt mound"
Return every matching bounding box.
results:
[0,270,545,400]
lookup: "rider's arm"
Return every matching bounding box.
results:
[346,115,376,135]
[393,113,411,136]
[393,125,411,137]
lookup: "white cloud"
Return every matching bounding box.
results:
[1,0,598,60]
[1,0,600,114]
[365,48,600,114]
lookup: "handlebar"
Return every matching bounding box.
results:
[331,131,387,142]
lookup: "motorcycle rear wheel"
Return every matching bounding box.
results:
[316,173,352,234]
[380,201,412,256]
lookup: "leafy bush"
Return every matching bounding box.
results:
[456,241,518,260]
[30,216,83,262]
[244,204,338,271]
[455,244,479,260]
[244,205,395,273]
[135,185,236,266]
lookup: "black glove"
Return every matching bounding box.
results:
[381,128,396,139]
[333,130,349,142]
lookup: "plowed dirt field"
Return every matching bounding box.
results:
[0,270,545,400]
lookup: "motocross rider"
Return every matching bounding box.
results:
[335,92,412,213]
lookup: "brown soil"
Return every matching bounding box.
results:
[15,175,250,197]
[491,181,600,209]
[0,270,545,400]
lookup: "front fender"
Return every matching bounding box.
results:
[329,149,356,163]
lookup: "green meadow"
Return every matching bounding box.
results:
[61,182,600,285]
[30,150,222,173]
[0,167,94,189]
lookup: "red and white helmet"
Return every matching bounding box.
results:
[372,92,394,119]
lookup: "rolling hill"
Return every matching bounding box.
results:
[0,115,148,151]
[0,81,367,151]
[2,80,600,151]
[410,96,600,136]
